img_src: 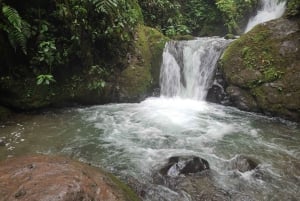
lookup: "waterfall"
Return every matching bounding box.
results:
[160,37,231,100]
[244,0,286,33]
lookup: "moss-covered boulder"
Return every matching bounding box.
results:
[117,25,169,102]
[220,17,300,121]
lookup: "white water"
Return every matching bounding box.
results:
[1,36,299,200]
[160,38,231,100]
[245,0,286,33]
[1,99,299,200]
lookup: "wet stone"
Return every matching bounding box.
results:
[160,156,210,177]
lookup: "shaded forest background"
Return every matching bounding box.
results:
[0,0,299,116]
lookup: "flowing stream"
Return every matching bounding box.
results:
[244,0,286,32]
[0,37,299,200]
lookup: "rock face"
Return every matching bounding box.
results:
[117,25,169,102]
[216,16,300,122]
[0,155,140,201]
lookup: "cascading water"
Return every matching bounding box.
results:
[160,38,232,100]
[244,0,286,33]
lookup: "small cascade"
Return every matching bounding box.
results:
[244,0,286,33]
[160,37,231,100]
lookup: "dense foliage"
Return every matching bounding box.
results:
[0,0,142,87]
[0,0,259,83]
[0,0,261,110]
[286,0,300,17]
[139,0,258,37]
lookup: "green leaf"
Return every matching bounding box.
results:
[37,78,43,85]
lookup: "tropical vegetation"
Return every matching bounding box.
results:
[0,0,298,112]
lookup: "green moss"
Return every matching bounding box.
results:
[144,27,169,88]
[224,34,237,39]
[107,173,141,201]
[118,25,168,101]
[119,65,152,99]
[172,35,195,40]
[127,0,144,23]
[221,17,300,121]
[221,24,285,86]
[286,0,300,17]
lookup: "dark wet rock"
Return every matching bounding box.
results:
[160,156,210,177]
[226,86,259,112]
[152,155,259,201]
[154,166,256,201]
[0,155,140,201]
[207,67,230,105]
[0,138,6,146]
[227,155,259,173]
[207,84,226,103]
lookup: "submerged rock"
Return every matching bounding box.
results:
[159,156,210,177]
[154,156,256,201]
[226,155,259,173]
[0,155,140,201]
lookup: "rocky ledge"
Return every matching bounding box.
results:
[208,16,300,122]
[0,155,140,201]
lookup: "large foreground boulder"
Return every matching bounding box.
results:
[0,155,140,201]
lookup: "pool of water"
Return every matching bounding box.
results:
[0,97,299,200]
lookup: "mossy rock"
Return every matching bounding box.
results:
[285,0,300,17]
[220,17,300,121]
[172,35,195,41]
[118,25,169,102]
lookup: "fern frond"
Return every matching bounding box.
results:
[90,0,118,14]
[7,27,27,54]
[2,5,22,31]
[1,4,31,54]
